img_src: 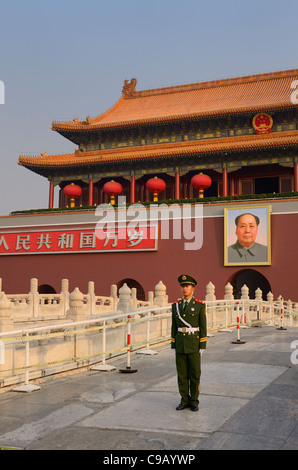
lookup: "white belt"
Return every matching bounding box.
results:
[178,327,199,334]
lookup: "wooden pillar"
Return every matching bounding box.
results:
[175,169,180,199]
[48,180,54,209]
[222,167,228,197]
[88,177,94,206]
[138,183,145,202]
[295,161,298,192]
[183,180,189,199]
[99,186,104,204]
[234,177,239,196]
[130,173,135,203]
[230,176,235,196]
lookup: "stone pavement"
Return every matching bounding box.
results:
[0,326,297,451]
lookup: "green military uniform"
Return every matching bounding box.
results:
[171,275,207,409]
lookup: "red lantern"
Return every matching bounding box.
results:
[146,176,166,202]
[103,180,122,205]
[63,183,82,207]
[191,173,212,199]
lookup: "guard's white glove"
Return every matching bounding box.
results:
[199,349,204,356]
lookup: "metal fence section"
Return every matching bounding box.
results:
[0,297,297,392]
[205,297,298,331]
[0,306,172,391]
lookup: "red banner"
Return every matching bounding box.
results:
[0,224,158,255]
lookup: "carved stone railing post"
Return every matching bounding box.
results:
[61,279,69,316]
[110,284,118,310]
[293,303,298,322]
[255,287,262,301]
[255,287,263,320]
[267,291,273,303]
[154,281,168,307]
[0,293,14,377]
[265,291,274,324]
[239,284,249,324]
[148,291,154,306]
[224,282,234,300]
[29,278,39,319]
[205,282,216,328]
[117,283,132,314]
[224,282,234,327]
[205,281,216,301]
[67,288,86,322]
[241,284,249,300]
[0,292,13,333]
[131,287,137,309]
[88,281,95,315]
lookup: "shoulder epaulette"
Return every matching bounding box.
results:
[172,298,182,305]
[195,299,205,304]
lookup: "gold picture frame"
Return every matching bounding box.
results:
[224,204,271,266]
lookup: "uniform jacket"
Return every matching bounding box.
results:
[171,297,207,354]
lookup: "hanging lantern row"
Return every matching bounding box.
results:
[63,173,212,207]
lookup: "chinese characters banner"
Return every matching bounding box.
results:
[0,224,158,255]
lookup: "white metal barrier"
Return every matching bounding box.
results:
[0,306,171,391]
[204,298,297,329]
[0,298,297,392]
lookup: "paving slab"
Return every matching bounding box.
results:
[0,404,95,448]
[79,390,248,435]
[197,431,282,450]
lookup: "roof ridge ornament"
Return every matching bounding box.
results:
[122,78,137,96]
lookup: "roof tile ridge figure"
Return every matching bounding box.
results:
[122,78,137,97]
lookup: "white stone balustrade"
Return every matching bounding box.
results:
[0,277,171,330]
[0,277,297,389]
[0,276,297,334]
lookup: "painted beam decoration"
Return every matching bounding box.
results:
[0,223,158,255]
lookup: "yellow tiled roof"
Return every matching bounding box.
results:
[52,69,298,131]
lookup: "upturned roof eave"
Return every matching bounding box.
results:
[51,102,297,134]
[18,130,298,176]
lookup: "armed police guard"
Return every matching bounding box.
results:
[171,274,207,411]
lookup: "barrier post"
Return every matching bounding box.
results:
[289,301,293,327]
[232,302,246,344]
[218,304,233,332]
[119,315,138,373]
[240,303,249,328]
[277,298,287,330]
[269,302,274,326]
[13,332,41,392]
[266,293,275,327]
[91,320,116,371]
[137,311,158,355]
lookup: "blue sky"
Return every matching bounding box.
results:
[0,0,297,214]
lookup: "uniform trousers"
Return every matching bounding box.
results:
[175,351,201,406]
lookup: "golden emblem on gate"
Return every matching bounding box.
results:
[252,113,273,134]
